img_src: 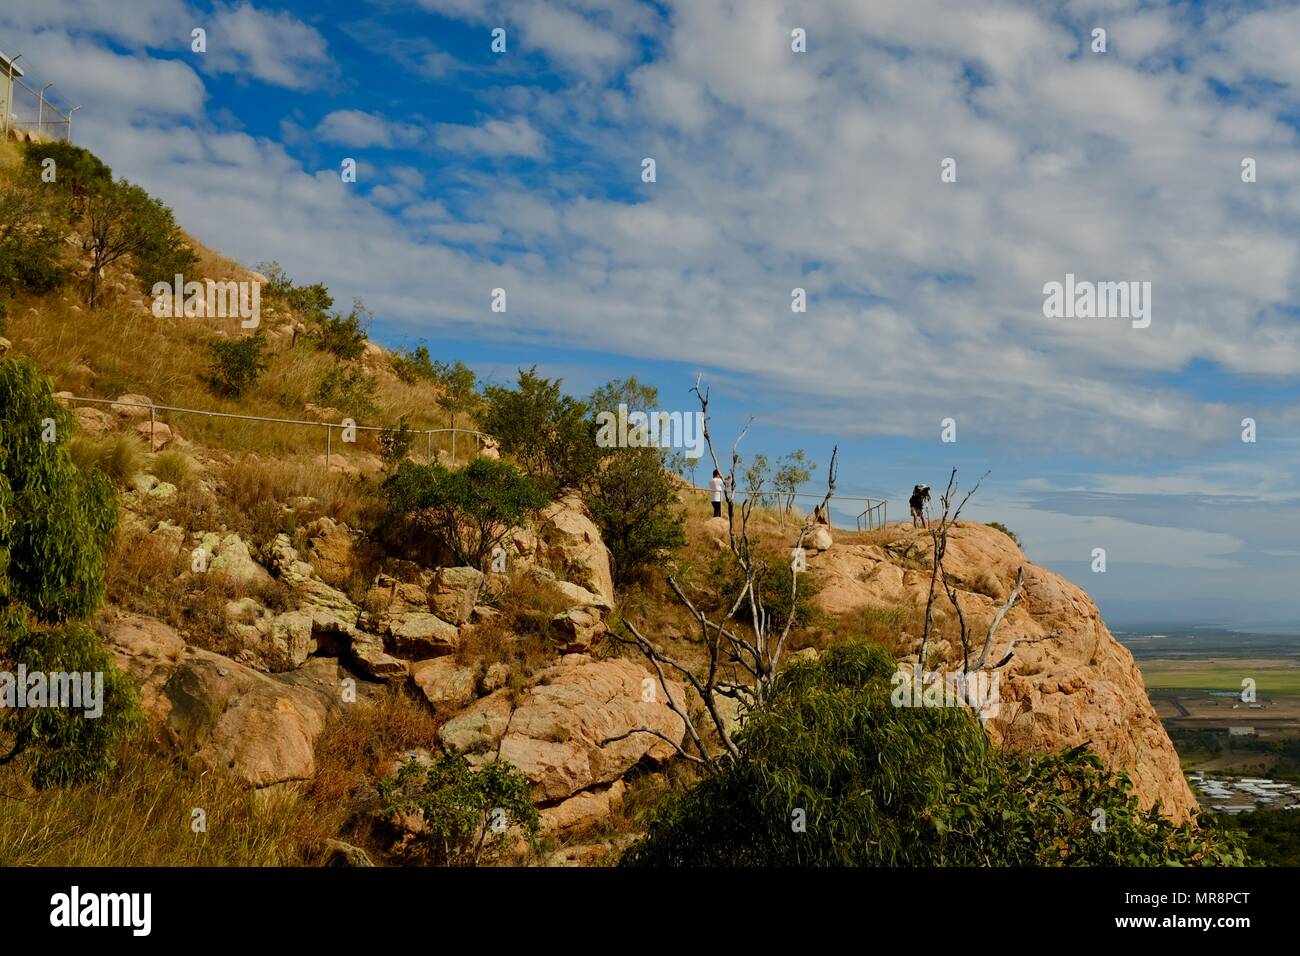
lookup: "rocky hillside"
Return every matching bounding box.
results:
[0,136,1199,861]
[808,521,1195,821]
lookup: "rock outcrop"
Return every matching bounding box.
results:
[439,655,685,803]
[537,495,615,606]
[101,612,340,788]
[809,522,1196,821]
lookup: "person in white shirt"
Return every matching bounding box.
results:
[709,469,727,518]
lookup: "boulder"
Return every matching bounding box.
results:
[73,406,114,435]
[322,839,375,867]
[363,572,460,657]
[529,567,613,612]
[204,532,273,589]
[539,780,625,835]
[131,473,176,499]
[136,420,174,451]
[803,525,833,553]
[0,336,10,357]
[551,606,608,653]
[439,655,686,802]
[537,494,615,606]
[808,522,1197,822]
[482,662,511,693]
[430,566,484,625]
[305,517,358,586]
[409,657,477,712]
[101,613,340,788]
[111,393,153,418]
[268,535,405,680]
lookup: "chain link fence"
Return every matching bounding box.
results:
[3,58,73,143]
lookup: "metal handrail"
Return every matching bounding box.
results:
[856,499,888,531]
[57,394,491,467]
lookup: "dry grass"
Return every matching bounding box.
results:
[0,685,440,866]
[0,743,348,866]
[68,430,147,488]
[5,292,468,461]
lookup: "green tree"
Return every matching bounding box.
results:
[22,141,112,214]
[313,298,370,360]
[390,345,436,384]
[431,359,479,433]
[0,357,140,786]
[81,179,171,308]
[255,260,332,323]
[587,375,659,419]
[620,643,1244,867]
[314,364,379,418]
[773,449,815,514]
[482,367,600,491]
[379,415,416,469]
[130,208,198,293]
[586,446,686,586]
[378,753,539,865]
[0,177,67,300]
[205,334,269,398]
[381,458,549,569]
[743,453,772,508]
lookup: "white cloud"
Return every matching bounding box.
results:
[202,1,332,90]
[434,117,545,158]
[316,110,425,149]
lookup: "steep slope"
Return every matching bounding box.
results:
[810,521,1196,821]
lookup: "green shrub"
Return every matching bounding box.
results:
[378,415,416,468]
[482,367,600,491]
[68,432,145,488]
[621,643,1245,867]
[0,178,68,298]
[706,546,821,636]
[0,617,140,789]
[313,299,370,360]
[381,458,549,569]
[205,334,269,398]
[0,357,117,621]
[256,261,332,323]
[314,364,379,419]
[391,345,436,384]
[986,522,1022,548]
[22,141,112,211]
[586,447,685,586]
[150,449,193,488]
[378,753,539,866]
[0,357,137,789]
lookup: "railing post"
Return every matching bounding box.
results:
[426,430,433,463]
[451,430,456,466]
[326,425,331,469]
[149,404,156,451]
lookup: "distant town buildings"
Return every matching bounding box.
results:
[1189,772,1300,814]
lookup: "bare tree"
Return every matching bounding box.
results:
[914,468,1059,719]
[608,376,837,769]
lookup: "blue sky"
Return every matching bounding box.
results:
[5,0,1300,628]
